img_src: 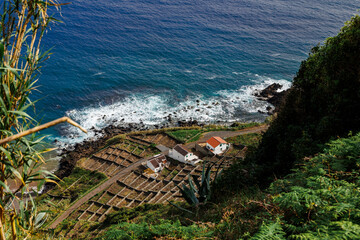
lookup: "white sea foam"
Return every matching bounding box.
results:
[93,72,105,76]
[56,75,291,147]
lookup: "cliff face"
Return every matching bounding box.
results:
[253,15,360,183]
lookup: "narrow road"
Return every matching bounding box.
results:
[49,158,147,229]
[185,125,268,148]
[49,125,268,229]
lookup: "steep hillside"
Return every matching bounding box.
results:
[254,15,360,183]
[252,132,360,239]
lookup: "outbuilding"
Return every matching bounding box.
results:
[146,154,167,173]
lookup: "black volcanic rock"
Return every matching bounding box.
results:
[254,83,289,114]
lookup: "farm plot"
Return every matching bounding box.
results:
[134,133,178,148]
[82,140,150,177]
[61,131,240,225]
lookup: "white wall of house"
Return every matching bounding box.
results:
[169,149,198,164]
[147,161,162,173]
[207,143,229,155]
[206,143,215,151]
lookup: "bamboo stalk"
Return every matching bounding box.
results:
[0,117,87,145]
[0,217,6,240]
[10,212,16,240]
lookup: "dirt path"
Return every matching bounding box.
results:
[185,125,268,148]
[49,158,147,229]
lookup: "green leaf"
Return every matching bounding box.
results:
[188,174,198,193]
[8,110,34,120]
[0,146,12,161]
[167,200,194,215]
[0,42,4,62]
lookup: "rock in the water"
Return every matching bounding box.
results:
[254,83,290,114]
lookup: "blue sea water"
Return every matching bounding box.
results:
[34,0,359,145]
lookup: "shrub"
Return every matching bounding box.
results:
[251,132,360,239]
[99,220,212,240]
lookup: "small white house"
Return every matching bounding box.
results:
[206,136,229,155]
[146,154,167,173]
[169,144,200,165]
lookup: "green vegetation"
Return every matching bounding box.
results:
[105,134,127,147]
[100,220,212,240]
[49,190,270,239]
[170,169,179,179]
[166,129,202,143]
[0,0,64,239]
[201,122,262,132]
[44,132,360,239]
[50,168,106,198]
[225,133,262,157]
[227,133,262,147]
[253,15,360,184]
[172,163,214,212]
[160,168,170,177]
[165,122,263,143]
[252,132,360,239]
[226,122,261,130]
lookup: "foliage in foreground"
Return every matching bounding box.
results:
[252,132,360,239]
[99,220,212,240]
[0,0,62,239]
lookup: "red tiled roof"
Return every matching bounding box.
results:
[206,136,227,148]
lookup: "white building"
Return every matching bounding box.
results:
[206,136,229,155]
[169,144,200,165]
[146,154,167,173]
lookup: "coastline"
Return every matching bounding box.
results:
[47,82,289,189]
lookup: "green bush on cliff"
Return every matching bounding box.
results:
[253,15,360,184]
[252,132,360,239]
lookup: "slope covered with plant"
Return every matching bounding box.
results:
[254,15,360,183]
[252,132,360,239]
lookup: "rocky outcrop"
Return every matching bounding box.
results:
[254,83,289,114]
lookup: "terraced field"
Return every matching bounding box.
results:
[68,151,240,225]
[133,133,178,148]
[50,131,248,236]
[82,144,145,177]
[81,133,177,176]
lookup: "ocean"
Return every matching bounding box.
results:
[34,0,358,146]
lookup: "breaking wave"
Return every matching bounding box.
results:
[54,75,291,146]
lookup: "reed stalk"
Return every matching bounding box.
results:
[0,1,78,239]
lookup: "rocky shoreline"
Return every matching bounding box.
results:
[48,83,289,190]
[52,119,207,183]
[253,83,289,115]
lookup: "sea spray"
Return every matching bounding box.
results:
[53,76,291,147]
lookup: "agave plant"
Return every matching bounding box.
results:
[169,161,223,214]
